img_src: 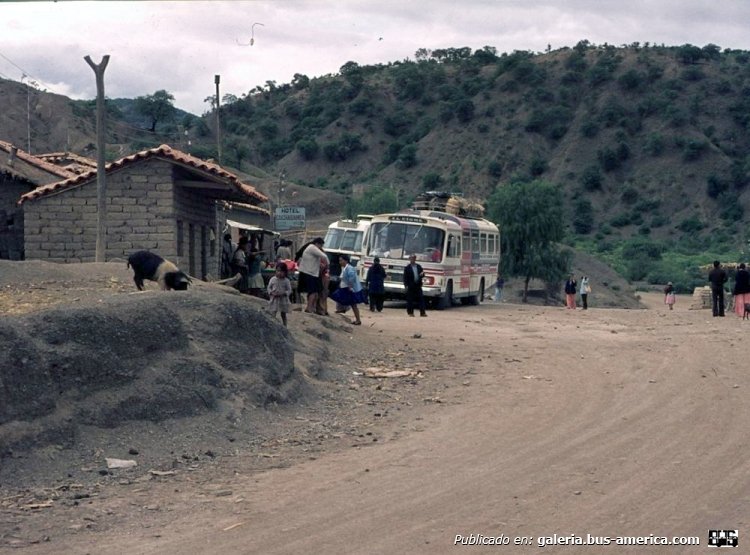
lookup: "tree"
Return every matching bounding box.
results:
[134,89,176,132]
[225,137,250,169]
[486,180,570,302]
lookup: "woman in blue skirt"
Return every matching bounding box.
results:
[331,254,366,325]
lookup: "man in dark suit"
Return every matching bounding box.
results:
[708,260,728,317]
[403,254,427,317]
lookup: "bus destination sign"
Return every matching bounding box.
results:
[388,215,427,224]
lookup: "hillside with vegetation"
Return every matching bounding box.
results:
[2,40,750,290]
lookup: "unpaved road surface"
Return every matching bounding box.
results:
[3,293,748,554]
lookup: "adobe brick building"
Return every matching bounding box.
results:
[19,144,268,279]
[0,140,73,260]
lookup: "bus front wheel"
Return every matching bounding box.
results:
[437,282,453,310]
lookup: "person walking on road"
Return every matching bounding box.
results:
[494,274,504,302]
[579,276,591,310]
[366,257,386,312]
[403,254,427,317]
[708,260,728,317]
[664,282,676,310]
[732,263,750,317]
[564,274,577,309]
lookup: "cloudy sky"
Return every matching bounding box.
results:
[3,0,750,115]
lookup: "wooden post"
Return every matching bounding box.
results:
[84,55,110,262]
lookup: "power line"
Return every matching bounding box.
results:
[0,50,54,92]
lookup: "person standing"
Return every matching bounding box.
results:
[708,260,728,317]
[564,274,577,309]
[298,237,327,314]
[231,236,250,293]
[403,254,427,317]
[732,263,750,317]
[579,276,590,310]
[366,257,386,312]
[267,263,292,327]
[331,254,365,325]
[276,239,292,261]
[664,281,676,310]
[317,256,331,316]
[494,274,504,303]
[221,233,235,279]
[247,247,265,297]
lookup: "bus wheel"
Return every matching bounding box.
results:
[467,279,483,306]
[437,282,453,310]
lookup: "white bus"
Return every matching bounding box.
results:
[323,215,372,289]
[361,210,499,309]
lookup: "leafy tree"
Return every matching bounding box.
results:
[134,89,176,132]
[486,180,570,302]
[347,186,398,217]
[292,73,310,90]
[397,144,418,168]
[296,139,319,161]
[572,198,594,234]
[225,137,250,169]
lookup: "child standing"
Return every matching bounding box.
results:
[664,281,676,310]
[268,262,292,326]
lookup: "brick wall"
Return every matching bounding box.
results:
[173,186,218,280]
[24,159,177,263]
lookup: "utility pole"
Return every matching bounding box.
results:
[84,54,110,262]
[20,74,31,153]
[214,74,221,164]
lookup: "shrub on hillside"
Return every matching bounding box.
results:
[676,216,705,233]
[296,139,319,161]
[572,198,594,234]
[581,165,603,190]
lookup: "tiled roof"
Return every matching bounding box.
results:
[18,144,268,205]
[0,140,75,181]
[36,152,97,175]
[218,199,271,216]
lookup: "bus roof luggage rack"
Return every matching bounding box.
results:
[412,191,485,218]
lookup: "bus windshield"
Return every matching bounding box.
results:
[324,229,363,252]
[368,222,445,261]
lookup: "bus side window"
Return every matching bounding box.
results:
[462,233,470,253]
[447,234,460,258]
[480,233,488,254]
[471,230,480,254]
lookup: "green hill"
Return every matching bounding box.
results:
[2,41,750,291]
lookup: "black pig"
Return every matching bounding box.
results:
[127,251,191,291]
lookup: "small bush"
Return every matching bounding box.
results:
[621,187,639,204]
[581,165,603,190]
[296,139,319,161]
[677,216,705,233]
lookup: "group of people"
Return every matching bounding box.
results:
[706,260,750,318]
[564,275,591,310]
[223,234,266,297]
[662,261,750,317]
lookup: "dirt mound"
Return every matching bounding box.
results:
[0,289,305,457]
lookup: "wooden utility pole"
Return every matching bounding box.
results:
[84,54,110,262]
[214,74,222,163]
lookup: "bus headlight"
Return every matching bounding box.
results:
[423,275,435,286]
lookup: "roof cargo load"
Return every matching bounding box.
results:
[412,191,485,218]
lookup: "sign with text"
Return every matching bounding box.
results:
[275,206,306,230]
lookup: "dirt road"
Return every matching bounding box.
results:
[4,293,748,554]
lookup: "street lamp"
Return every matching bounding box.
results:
[237,22,264,46]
